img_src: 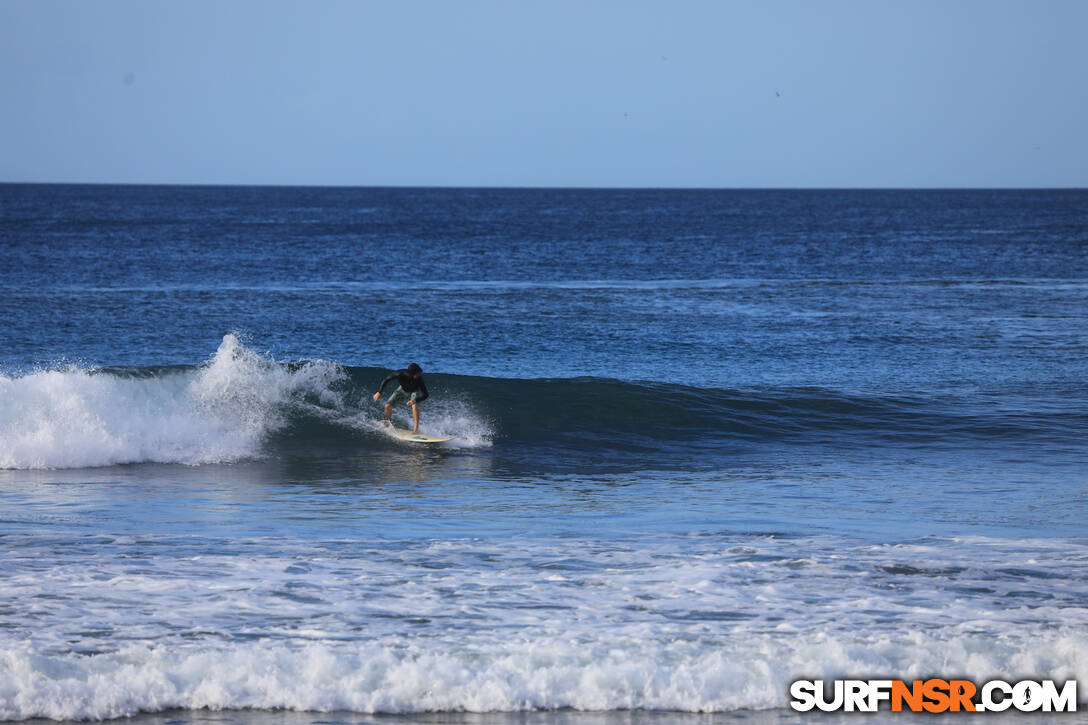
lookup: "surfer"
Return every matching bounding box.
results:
[372,363,429,434]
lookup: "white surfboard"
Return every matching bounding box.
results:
[382,422,453,444]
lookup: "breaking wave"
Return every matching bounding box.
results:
[1,334,1082,470]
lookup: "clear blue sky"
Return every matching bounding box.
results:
[2,0,1086,187]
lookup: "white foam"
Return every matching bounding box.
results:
[1,534,1085,720]
[372,400,494,448]
[0,335,347,469]
[1,630,1084,720]
[361,382,493,447]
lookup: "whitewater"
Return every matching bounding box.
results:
[3,531,1085,720]
[0,335,492,469]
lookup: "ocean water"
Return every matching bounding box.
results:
[1,185,1087,723]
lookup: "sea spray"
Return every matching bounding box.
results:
[0,335,347,469]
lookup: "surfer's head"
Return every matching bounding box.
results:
[407,362,422,378]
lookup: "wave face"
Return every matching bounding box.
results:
[2,334,1084,470]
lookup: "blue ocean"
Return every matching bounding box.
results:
[1,185,1086,723]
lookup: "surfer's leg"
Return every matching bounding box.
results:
[410,394,420,433]
[385,387,406,425]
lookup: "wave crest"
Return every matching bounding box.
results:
[0,335,347,469]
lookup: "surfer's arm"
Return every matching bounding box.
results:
[375,373,398,396]
[413,380,429,404]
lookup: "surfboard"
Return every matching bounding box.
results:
[382,422,453,444]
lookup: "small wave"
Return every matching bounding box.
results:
[1,630,1084,720]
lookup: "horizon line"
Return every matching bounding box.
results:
[2,181,1087,192]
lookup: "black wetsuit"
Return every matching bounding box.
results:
[378,369,429,403]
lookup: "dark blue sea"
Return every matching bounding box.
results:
[1,185,1086,723]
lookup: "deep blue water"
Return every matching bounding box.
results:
[1,185,1086,721]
